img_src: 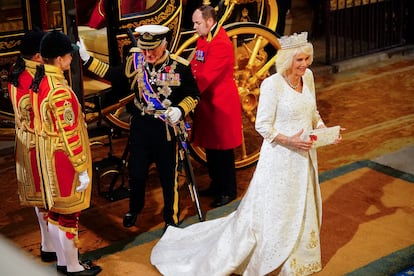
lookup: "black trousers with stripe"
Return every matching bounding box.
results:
[127,112,180,225]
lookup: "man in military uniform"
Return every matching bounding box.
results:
[8,29,58,263]
[31,30,101,276]
[78,25,200,228]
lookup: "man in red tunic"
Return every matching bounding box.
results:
[31,30,101,276]
[191,5,243,207]
[8,29,58,263]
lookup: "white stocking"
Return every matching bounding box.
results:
[34,207,55,252]
[58,228,84,272]
[48,223,66,266]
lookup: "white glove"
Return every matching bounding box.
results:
[76,38,90,63]
[76,170,90,192]
[166,107,182,124]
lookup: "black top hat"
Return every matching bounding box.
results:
[40,30,79,59]
[20,29,46,57]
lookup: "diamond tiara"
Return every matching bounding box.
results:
[279,32,308,49]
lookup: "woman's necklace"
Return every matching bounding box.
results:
[284,74,301,90]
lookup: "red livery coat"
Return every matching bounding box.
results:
[8,59,44,207]
[31,64,92,214]
[190,26,242,150]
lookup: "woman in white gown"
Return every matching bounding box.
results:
[151,32,341,276]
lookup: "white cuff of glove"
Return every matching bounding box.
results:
[76,38,91,63]
[76,170,90,192]
[166,107,182,124]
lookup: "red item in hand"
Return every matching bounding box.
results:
[310,134,318,141]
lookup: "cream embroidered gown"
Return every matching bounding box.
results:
[151,69,324,276]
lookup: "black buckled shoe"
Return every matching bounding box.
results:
[40,247,57,262]
[66,265,102,276]
[210,195,236,208]
[123,212,138,228]
[79,259,93,267]
[57,260,94,275]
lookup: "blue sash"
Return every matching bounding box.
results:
[133,52,167,121]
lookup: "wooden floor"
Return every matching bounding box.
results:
[0,50,413,273]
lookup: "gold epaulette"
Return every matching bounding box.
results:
[178,96,199,116]
[170,54,190,66]
[87,58,109,78]
[129,47,143,53]
[125,53,140,80]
